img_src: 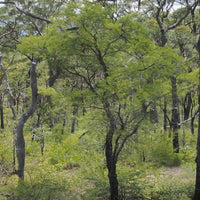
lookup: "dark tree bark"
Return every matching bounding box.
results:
[0,94,4,129]
[193,3,200,194]
[150,103,158,123]
[171,76,180,153]
[104,103,118,200]
[71,105,79,133]
[163,99,168,131]
[193,85,200,199]
[191,108,195,135]
[183,92,192,120]
[47,66,61,87]
[16,59,38,180]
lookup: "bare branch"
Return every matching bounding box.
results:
[0,52,16,120]
[0,19,17,39]
[0,1,51,24]
[178,111,199,126]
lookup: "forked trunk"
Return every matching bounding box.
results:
[16,59,38,179]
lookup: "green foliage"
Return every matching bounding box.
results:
[14,171,69,200]
[151,178,194,200]
[150,135,182,167]
[0,1,199,200]
[0,132,13,172]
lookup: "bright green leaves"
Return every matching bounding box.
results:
[17,35,46,59]
[16,0,184,118]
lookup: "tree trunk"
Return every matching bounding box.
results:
[71,105,78,133]
[47,66,61,87]
[193,85,200,200]
[163,99,168,131]
[183,92,192,120]
[150,102,158,123]
[106,125,118,200]
[16,59,38,180]
[108,160,118,200]
[104,103,119,200]
[171,76,180,153]
[0,94,4,129]
[193,7,200,194]
[161,29,168,47]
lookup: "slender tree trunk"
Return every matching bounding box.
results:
[183,92,192,120]
[171,76,180,153]
[71,105,78,133]
[191,115,195,135]
[163,99,168,131]
[150,102,158,123]
[61,118,66,134]
[0,94,4,129]
[16,59,38,180]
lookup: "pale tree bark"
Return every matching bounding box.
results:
[16,59,38,180]
[0,52,16,120]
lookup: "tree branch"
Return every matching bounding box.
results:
[0,1,51,24]
[114,117,143,162]
[0,52,16,120]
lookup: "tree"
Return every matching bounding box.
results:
[143,0,198,153]
[193,1,200,198]
[17,2,184,198]
[16,58,38,179]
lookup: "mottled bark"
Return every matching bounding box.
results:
[16,59,38,179]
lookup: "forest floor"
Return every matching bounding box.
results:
[144,165,195,199]
[160,166,195,179]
